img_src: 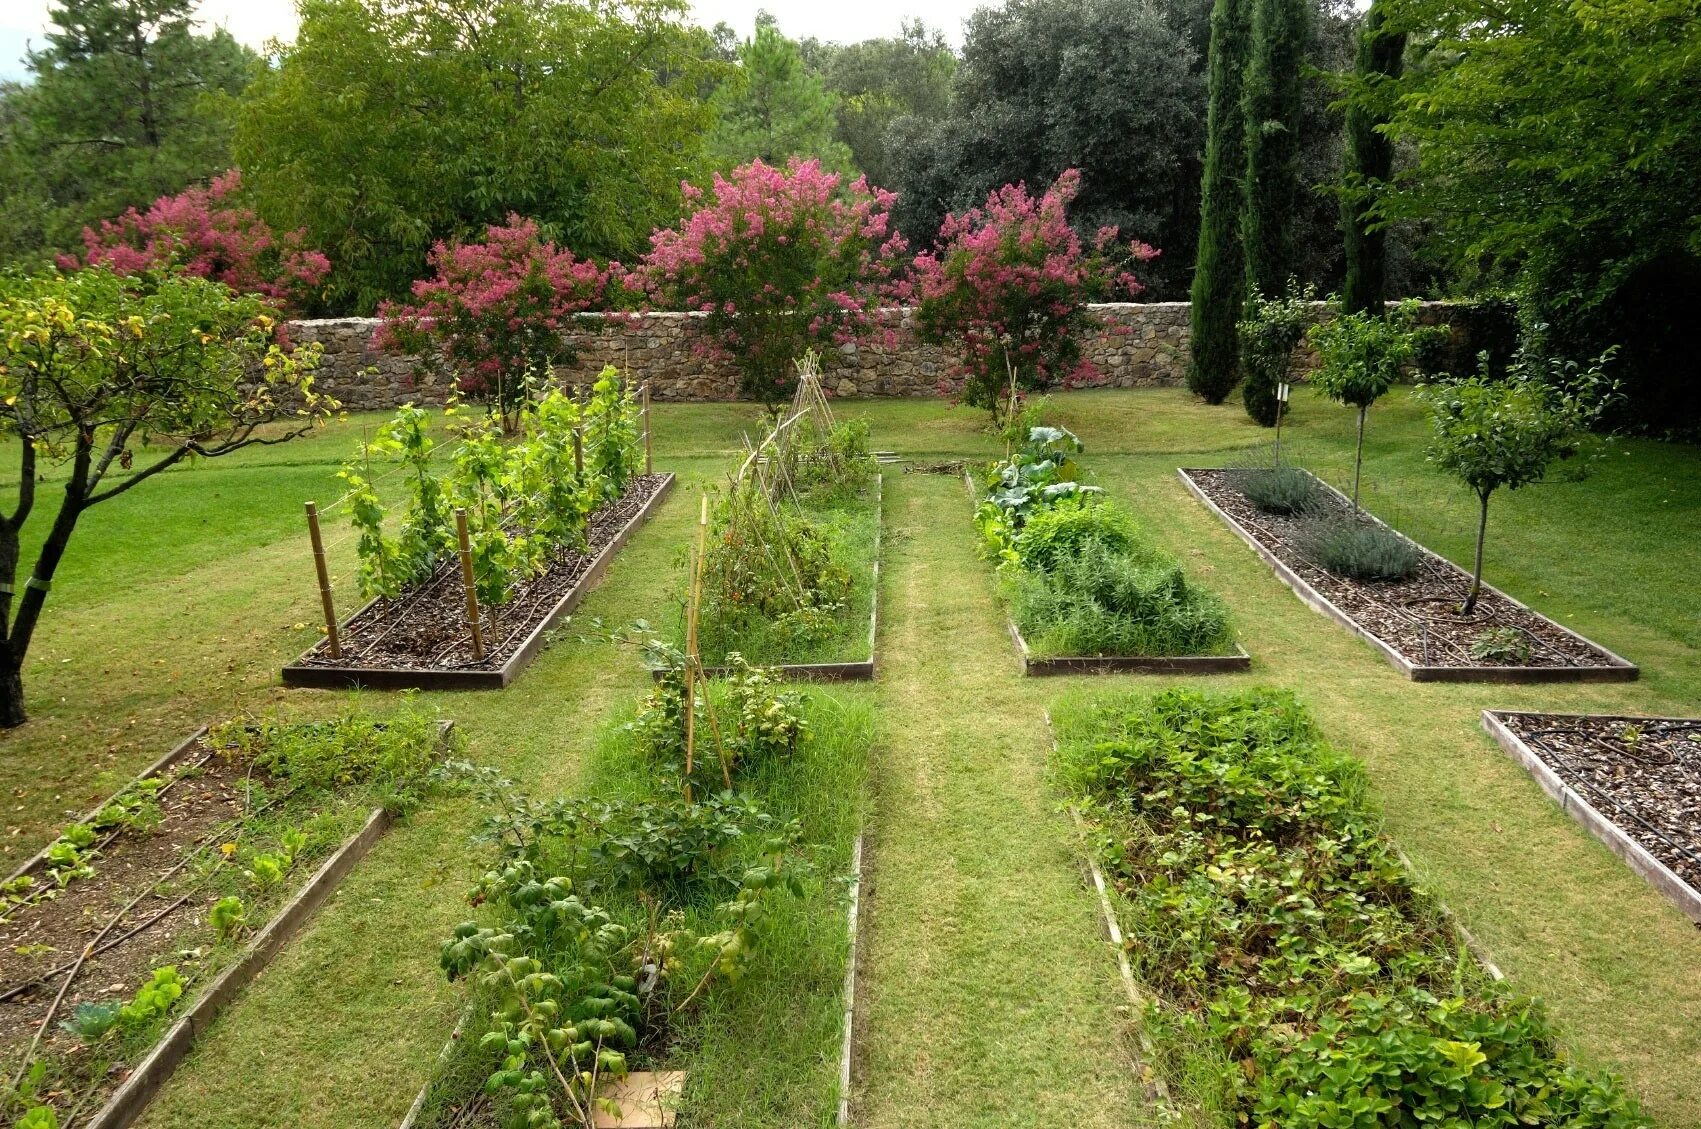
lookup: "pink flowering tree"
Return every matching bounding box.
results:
[913,169,1158,422]
[642,158,911,405]
[377,217,621,430]
[63,171,330,316]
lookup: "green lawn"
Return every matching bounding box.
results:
[1,387,1698,1127]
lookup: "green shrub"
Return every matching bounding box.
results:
[1235,463,1322,515]
[1057,688,1650,1126]
[1008,540,1234,658]
[1291,512,1420,580]
[1470,627,1533,664]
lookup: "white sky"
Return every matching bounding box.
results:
[0,1,977,80]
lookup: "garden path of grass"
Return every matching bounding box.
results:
[1,389,1697,1127]
[852,470,1141,1129]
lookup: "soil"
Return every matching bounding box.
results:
[295,475,670,673]
[1498,713,1701,892]
[0,739,272,1074]
[1187,469,1625,670]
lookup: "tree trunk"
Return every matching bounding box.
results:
[1462,491,1490,616]
[1351,405,1367,512]
[0,660,23,729]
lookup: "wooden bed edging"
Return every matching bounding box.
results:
[655,474,882,685]
[1481,710,1701,925]
[836,833,865,1127]
[81,719,457,1129]
[396,831,869,1129]
[1176,468,1638,684]
[282,474,677,691]
[1008,619,1251,677]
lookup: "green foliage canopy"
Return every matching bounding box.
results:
[234,0,720,314]
[0,0,256,265]
[705,16,852,173]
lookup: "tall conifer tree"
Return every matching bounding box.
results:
[1340,0,1404,314]
[1188,0,1251,403]
[1243,0,1308,299]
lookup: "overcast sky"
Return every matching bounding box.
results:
[0,1,977,81]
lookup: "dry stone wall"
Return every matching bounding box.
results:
[287,300,1463,410]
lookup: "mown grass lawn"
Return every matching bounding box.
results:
[2,386,1697,1127]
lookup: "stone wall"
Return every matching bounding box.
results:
[286,300,1464,411]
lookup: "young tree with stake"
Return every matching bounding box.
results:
[1307,300,1420,511]
[0,267,330,728]
[1419,348,1617,615]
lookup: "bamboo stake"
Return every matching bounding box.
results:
[642,383,653,475]
[454,509,486,662]
[304,502,342,659]
[682,495,709,797]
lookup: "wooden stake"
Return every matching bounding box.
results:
[573,426,585,479]
[682,495,709,796]
[304,502,342,659]
[642,383,653,475]
[454,508,486,662]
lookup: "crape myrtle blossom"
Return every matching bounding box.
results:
[913,169,1158,418]
[641,158,911,404]
[376,216,623,424]
[63,171,330,316]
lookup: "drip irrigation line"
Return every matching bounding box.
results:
[0,893,194,1004]
[1523,723,1701,873]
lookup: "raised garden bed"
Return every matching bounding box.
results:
[284,473,674,690]
[665,475,882,684]
[2,716,455,1128]
[1179,467,1636,682]
[966,472,1250,678]
[397,832,867,1129]
[1482,710,1701,924]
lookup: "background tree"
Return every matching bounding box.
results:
[0,0,256,264]
[1380,0,1701,431]
[377,216,620,430]
[0,268,329,727]
[1242,0,1308,298]
[1187,0,1250,402]
[1419,349,1618,614]
[885,0,1202,287]
[59,171,330,315]
[705,16,852,172]
[235,0,718,314]
[1338,0,1404,314]
[813,20,956,189]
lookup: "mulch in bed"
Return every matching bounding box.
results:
[294,474,669,674]
[1495,713,1701,894]
[0,740,272,1073]
[1186,468,1629,672]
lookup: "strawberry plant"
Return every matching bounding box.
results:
[1058,688,1650,1124]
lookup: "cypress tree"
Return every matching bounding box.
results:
[1187,0,1251,404]
[1243,0,1308,300]
[1340,0,1406,315]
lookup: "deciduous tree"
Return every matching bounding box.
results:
[0,268,330,727]
[235,0,719,313]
